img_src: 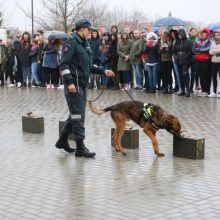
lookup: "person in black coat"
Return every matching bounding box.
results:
[88,29,101,89]
[107,33,119,89]
[173,29,193,97]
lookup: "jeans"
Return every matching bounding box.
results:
[147,64,158,90]
[22,66,31,83]
[173,61,181,88]
[31,62,40,85]
[189,61,196,90]
[176,64,190,92]
[62,86,86,140]
[132,64,143,87]
[100,63,109,86]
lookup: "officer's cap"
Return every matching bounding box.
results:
[74,18,97,31]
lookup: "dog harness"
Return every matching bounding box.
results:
[137,103,165,130]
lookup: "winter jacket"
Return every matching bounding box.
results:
[117,40,132,71]
[12,40,20,57]
[107,39,118,68]
[98,48,109,66]
[129,37,144,65]
[193,28,212,62]
[37,42,44,67]
[42,44,58,69]
[0,44,6,65]
[89,37,100,64]
[160,40,173,62]
[5,45,15,65]
[29,46,38,63]
[19,40,31,67]
[209,40,220,63]
[173,29,193,65]
[144,43,159,64]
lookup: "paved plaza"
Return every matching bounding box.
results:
[0,87,220,220]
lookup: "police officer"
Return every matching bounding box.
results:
[55,18,114,158]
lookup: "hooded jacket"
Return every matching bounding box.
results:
[173,29,193,65]
[193,28,212,61]
[89,32,100,64]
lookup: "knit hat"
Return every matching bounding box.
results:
[146,32,158,41]
[201,27,211,36]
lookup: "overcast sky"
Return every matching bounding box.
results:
[1,0,220,30]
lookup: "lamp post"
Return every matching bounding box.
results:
[31,0,34,36]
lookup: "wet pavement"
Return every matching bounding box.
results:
[0,86,220,220]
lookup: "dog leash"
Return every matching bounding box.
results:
[89,73,139,107]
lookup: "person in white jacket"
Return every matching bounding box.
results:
[209,30,220,98]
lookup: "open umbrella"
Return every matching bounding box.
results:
[154,16,185,27]
[48,31,70,41]
[209,24,220,32]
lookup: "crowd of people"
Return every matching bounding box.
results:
[0,24,220,98]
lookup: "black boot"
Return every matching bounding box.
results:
[55,133,75,153]
[185,90,190,97]
[75,140,96,158]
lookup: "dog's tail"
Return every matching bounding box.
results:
[88,101,112,115]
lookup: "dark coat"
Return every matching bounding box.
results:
[107,40,118,70]
[173,29,193,65]
[89,37,100,64]
[144,43,160,64]
[29,46,38,63]
[42,44,57,69]
[5,45,15,65]
[19,40,31,67]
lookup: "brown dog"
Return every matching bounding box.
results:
[88,100,181,156]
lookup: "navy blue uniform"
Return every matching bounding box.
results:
[60,33,104,141]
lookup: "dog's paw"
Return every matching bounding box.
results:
[157,152,165,157]
[121,150,127,155]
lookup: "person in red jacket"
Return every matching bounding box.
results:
[193,28,212,97]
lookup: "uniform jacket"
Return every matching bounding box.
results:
[60,33,104,87]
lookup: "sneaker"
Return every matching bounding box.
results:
[208,92,217,98]
[195,85,201,90]
[47,84,50,89]
[199,92,208,97]
[17,82,22,88]
[8,84,16,88]
[57,85,64,89]
[51,84,55,89]
[217,92,220,99]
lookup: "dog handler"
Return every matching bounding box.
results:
[55,18,114,158]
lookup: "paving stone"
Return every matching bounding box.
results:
[0,87,220,219]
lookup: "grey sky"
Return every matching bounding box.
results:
[1,0,220,30]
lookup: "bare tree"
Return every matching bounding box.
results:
[0,11,4,28]
[19,0,84,32]
[78,2,108,28]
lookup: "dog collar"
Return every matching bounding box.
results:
[139,103,165,130]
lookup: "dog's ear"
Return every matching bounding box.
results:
[165,114,181,131]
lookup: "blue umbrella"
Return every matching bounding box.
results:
[48,32,69,40]
[154,16,185,27]
[209,24,220,32]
